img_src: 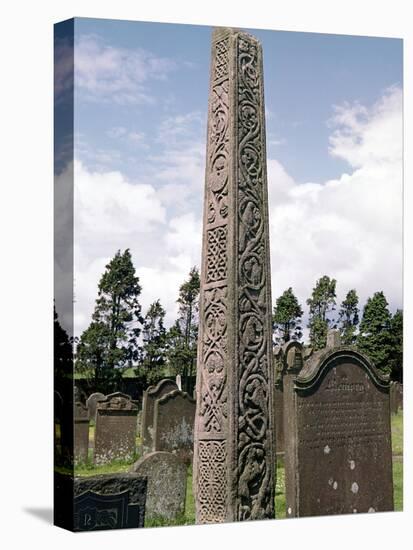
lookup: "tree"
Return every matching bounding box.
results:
[167,267,200,393]
[307,275,337,350]
[273,287,303,344]
[388,309,403,382]
[356,291,392,375]
[139,299,167,382]
[338,289,359,345]
[75,249,143,393]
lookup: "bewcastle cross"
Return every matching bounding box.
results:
[193,27,275,523]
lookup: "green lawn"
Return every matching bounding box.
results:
[72,410,403,523]
[391,410,403,456]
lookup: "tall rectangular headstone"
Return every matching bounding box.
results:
[153,389,195,463]
[94,392,138,465]
[284,346,394,517]
[74,402,89,464]
[193,27,275,524]
[141,379,178,456]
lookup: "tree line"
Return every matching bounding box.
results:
[273,275,403,381]
[73,250,403,394]
[75,249,200,394]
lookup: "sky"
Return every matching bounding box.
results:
[63,17,403,339]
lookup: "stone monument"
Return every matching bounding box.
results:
[284,346,393,517]
[153,389,195,462]
[73,473,147,530]
[130,451,187,521]
[74,401,89,463]
[193,27,275,523]
[94,392,138,465]
[141,379,178,456]
[273,342,304,457]
[86,392,105,422]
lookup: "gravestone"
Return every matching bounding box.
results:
[130,451,187,520]
[86,392,105,422]
[284,346,393,517]
[327,328,341,348]
[74,402,89,463]
[193,28,275,523]
[176,374,182,391]
[273,346,285,455]
[154,390,195,463]
[141,379,178,455]
[94,392,138,465]
[73,473,147,530]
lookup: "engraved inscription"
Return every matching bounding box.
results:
[298,400,387,450]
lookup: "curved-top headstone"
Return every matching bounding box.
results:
[129,451,187,520]
[86,392,105,422]
[154,389,196,463]
[141,379,178,456]
[94,392,138,465]
[73,473,147,530]
[284,346,393,517]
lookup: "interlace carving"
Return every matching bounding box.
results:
[236,34,273,521]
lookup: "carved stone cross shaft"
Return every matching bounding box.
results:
[193,27,275,523]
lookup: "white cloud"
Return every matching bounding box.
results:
[75,34,176,104]
[73,160,202,336]
[268,86,403,335]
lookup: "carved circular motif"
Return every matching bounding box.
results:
[241,253,264,289]
[241,314,264,350]
[210,153,228,192]
[212,107,227,138]
[205,351,224,374]
[240,102,258,130]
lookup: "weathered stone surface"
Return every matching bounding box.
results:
[327,329,341,348]
[94,392,138,465]
[284,346,393,517]
[74,401,89,463]
[193,28,275,524]
[86,392,105,422]
[73,473,147,530]
[274,347,285,455]
[130,451,187,520]
[141,379,178,455]
[273,342,304,455]
[154,390,195,462]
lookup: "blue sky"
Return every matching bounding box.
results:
[68,17,403,338]
[74,18,402,183]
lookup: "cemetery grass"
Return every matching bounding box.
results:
[70,411,402,523]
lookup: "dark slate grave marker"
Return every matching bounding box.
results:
[74,401,89,464]
[94,392,138,465]
[154,389,195,463]
[73,473,147,531]
[284,346,393,517]
[130,451,187,520]
[141,379,178,455]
